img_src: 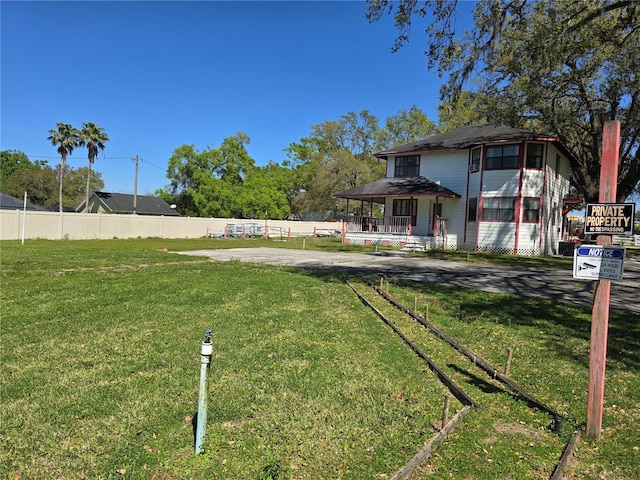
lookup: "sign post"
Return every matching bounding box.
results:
[586,120,620,441]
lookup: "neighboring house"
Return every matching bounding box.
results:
[1,192,42,211]
[76,191,180,216]
[334,124,582,256]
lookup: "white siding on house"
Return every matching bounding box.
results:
[541,145,571,254]
[517,223,541,254]
[521,170,544,197]
[482,170,520,196]
[478,222,516,251]
[418,150,468,195]
[418,150,468,239]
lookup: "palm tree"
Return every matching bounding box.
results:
[48,123,81,212]
[79,122,109,212]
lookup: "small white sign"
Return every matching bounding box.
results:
[573,246,626,282]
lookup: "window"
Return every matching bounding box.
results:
[393,198,417,226]
[482,197,516,221]
[486,145,519,170]
[467,197,477,222]
[469,148,481,172]
[526,144,544,169]
[395,155,420,177]
[523,198,540,222]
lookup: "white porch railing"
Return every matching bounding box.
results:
[343,215,412,235]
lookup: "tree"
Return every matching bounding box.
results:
[4,163,103,208]
[160,133,290,219]
[366,0,640,202]
[47,123,81,212]
[436,90,488,132]
[5,166,58,206]
[0,150,46,192]
[284,107,437,215]
[383,104,437,145]
[79,122,109,212]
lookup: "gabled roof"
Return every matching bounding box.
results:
[375,123,582,166]
[0,192,42,210]
[80,191,180,216]
[334,177,460,204]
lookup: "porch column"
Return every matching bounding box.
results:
[434,197,440,236]
[408,197,413,236]
[343,199,350,242]
[369,200,373,232]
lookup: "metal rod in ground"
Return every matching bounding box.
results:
[195,330,213,455]
[504,348,513,376]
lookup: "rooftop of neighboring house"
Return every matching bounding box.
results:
[79,191,180,216]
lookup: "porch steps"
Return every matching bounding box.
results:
[401,241,425,253]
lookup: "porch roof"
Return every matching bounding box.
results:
[334,176,461,204]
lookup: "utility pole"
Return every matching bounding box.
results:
[133,155,139,214]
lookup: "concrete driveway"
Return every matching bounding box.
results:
[176,248,640,314]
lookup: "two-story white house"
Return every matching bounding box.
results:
[334,124,582,255]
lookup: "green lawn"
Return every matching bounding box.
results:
[1,239,638,479]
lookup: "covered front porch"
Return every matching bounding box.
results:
[334,176,461,249]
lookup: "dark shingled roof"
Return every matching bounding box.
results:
[334,177,460,204]
[375,123,581,165]
[86,191,180,216]
[0,193,42,210]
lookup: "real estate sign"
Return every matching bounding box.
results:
[573,245,626,282]
[584,203,635,235]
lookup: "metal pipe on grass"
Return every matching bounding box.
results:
[195,329,213,455]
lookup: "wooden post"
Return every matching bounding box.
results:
[504,348,513,376]
[288,227,291,242]
[313,226,317,241]
[586,120,620,441]
[242,225,246,240]
[386,279,389,294]
[414,297,417,313]
[442,394,450,428]
[380,277,384,289]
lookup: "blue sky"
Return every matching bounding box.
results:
[1,1,476,195]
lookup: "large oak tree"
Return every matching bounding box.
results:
[367,0,640,202]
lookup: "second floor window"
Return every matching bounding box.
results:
[470,148,481,172]
[486,145,519,170]
[526,144,544,169]
[395,155,420,177]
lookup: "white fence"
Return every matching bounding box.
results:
[0,209,341,241]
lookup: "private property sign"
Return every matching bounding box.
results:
[573,245,626,282]
[585,203,635,235]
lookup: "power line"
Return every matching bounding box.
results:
[20,154,136,160]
